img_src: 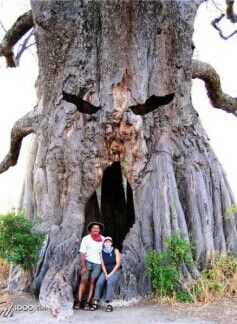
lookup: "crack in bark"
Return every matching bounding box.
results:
[0,10,33,67]
[0,109,40,174]
[192,59,237,116]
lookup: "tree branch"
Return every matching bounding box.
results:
[0,21,7,33]
[0,10,33,67]
[211,13,237,39]
[15,28,35,64]
[211,0,223,13]
[226,0,237,22]
[0,109,40,174]
[192,59,237,116]
[195,0,208,7]
[211,1,237,40]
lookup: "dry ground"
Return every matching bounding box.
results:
[1,261,237,323]
[0,290,237,323]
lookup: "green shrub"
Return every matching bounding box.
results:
[145,233,194,300]
[224,204,237,220]
[145,249,178,297]
[164,233,193,265]
[0,210,45,271]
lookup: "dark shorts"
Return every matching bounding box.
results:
[83,261,101,280]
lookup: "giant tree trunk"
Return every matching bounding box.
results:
[8,0,237,319]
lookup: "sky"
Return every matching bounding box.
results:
[0,0,237,213]
[0,0,37,212]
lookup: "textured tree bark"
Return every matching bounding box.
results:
[4,0,237,319]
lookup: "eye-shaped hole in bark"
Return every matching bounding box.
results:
[129,93,175,115]
[63,91,101,115]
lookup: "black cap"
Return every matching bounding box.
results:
[87,221,104,232]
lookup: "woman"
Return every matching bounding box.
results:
[89,236,122,312]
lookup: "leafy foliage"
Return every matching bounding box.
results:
[145,233,237,303]
[0,211,45,271]
[145,233,193,301]
[224,204,237,220]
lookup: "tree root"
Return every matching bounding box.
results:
[38,256,81,319]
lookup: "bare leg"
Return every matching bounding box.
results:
[78,277,88,302]
[86,278,95,303]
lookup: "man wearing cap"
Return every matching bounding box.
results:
[74,221,105,310]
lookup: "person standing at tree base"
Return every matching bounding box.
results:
[74,221,105,310]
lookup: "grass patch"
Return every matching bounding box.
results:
[191,254,237,302]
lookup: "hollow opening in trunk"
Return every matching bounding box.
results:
[128,93,175,115]
[83,162,135,250]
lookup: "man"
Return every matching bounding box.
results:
[74,221,105,310]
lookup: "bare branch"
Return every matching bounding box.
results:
[226,0,237,22]
[210,1,237,39]
[0,109,40,174]
[195,0,208,7]
[0,21,7,33]
[222,28,237,38]
[211,13,237,39]
[211,0,223,12]
[0,10,33,67]
[15,28,35,64]
[192,59,237,116]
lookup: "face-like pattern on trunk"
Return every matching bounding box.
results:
[32,1,192,195]
[30,0,197,222]
[63,73,175,188]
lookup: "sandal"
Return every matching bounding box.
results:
[84,302,90,310]
[106,304,113,312]
[73,299,81,310]
[89,303,99,311]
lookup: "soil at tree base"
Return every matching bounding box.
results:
[0,291,237,323]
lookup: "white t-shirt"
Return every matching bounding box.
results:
[79,234,105,264]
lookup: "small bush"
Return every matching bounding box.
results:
[145,233,194,300]
[224,204,237,220]
[145,249,178,297]
[164,233,194,266]
[0,211,45,271]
